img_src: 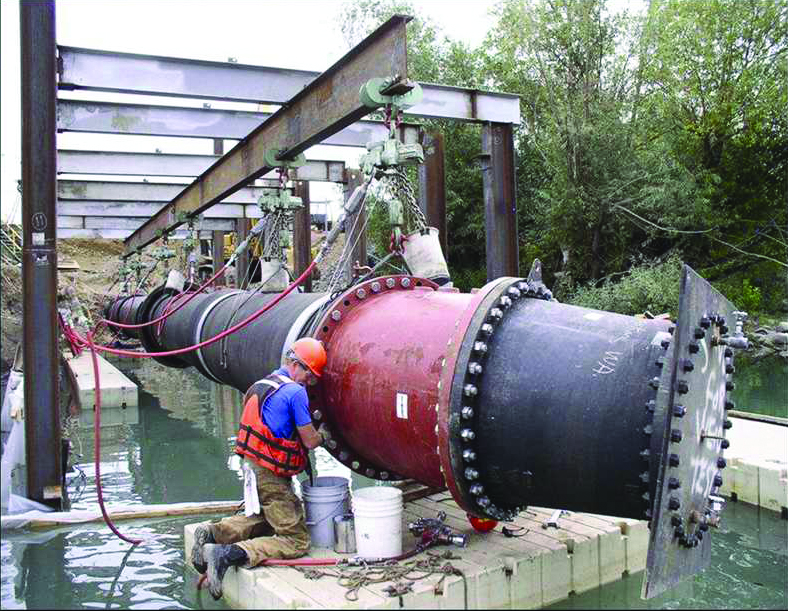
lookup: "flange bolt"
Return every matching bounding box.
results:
[461,406,474,419]
[507,287,521,299]
[677,380,689,394]
[725,363,735,374]
[461,428,476,441]
[669,453,680,467]
[468,362,483,375]
[670,429,683,443]
[465,468,479,480]
[463,448,476,462]
[488,308,503,321]
[470,484,484,496]
[668,477,681,490]
[463,384,478,397]
[682,359,695,372]
[477,496,491,508]
[371,281,381,293]
[499,296,512,309]
[689,341,700,354]
[673,405,687,418]
[724,399,735,410]
[401,277,411,288]
[694,327,706,339]
[700,316,711,329]
[473,341,488,353]
[356,288,367,299]
[668,497,681,511]
[480,323,494,336]
[331,310,342,321]
[386,278,396,289]
[723,419,733,430]
[721,439,730,449]
[717,457,727,469]
[713,475,723,487]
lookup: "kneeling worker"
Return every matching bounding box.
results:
[191,337,329,600]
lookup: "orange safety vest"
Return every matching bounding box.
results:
[235,373,307,477]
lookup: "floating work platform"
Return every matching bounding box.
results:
[719,414,788,515]
[184,493,648,609]
[66,351,138,409]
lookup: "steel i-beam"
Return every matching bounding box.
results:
[122,15,411,255]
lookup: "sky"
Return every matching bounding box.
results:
[0,0,500,224]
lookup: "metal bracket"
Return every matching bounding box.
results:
[360,76,423,110]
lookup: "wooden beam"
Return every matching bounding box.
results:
[123,16,410,255]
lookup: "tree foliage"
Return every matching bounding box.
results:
[337,0,788,312]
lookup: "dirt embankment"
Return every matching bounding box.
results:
[1,239,126,376]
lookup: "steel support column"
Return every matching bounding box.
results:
[344,170,366,282]
[20,0,62,508]
[481,122,518,281]
[235,219,250,287]
[418,129,447,257]
[211,140,226,287]
[212,230,225,287]
[293,181,312,292]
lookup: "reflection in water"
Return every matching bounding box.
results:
[730,358,788,419]
[1,357,785,610]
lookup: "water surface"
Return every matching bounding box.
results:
[1,357,786,609]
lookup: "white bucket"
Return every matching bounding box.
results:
[302,476,350,548]
[352,486,403,559]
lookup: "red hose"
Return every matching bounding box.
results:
[71,260,317,359]
[86,331,142,545]
[102,261,232,331]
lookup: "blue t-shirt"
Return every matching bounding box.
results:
[261,367,311,439]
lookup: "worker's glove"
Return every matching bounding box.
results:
[317,423,331,445]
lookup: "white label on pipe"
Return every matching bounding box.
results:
[584,312,603,321]
[32,232,45,245]
[396,393,408,419]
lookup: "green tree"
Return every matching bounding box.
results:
[639,0,788,309]
[484,0,710,285]
[338,0,492,290]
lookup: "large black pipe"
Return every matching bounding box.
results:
[474,298,666,518]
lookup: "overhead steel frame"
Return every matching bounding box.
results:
[55,39,521,279]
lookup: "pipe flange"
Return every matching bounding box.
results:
[437,276,534,521]
[137,284,188,369]
[309,275,439,481]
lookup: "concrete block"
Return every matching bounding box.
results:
[757,460,788,513]
[504,553,542,610]
[618,519,648,574]
[67,352,138,409]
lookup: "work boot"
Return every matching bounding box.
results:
[190,524,215,574]
[203,543,248,600]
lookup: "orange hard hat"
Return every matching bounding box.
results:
[290,337,327,378]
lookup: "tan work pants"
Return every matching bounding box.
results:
[209,460,310,567]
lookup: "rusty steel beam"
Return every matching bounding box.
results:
[418,129,447,257]
[20,0,62,509]
[293,181,313,292]
[481,122,519,281]
[122,16,410,255]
